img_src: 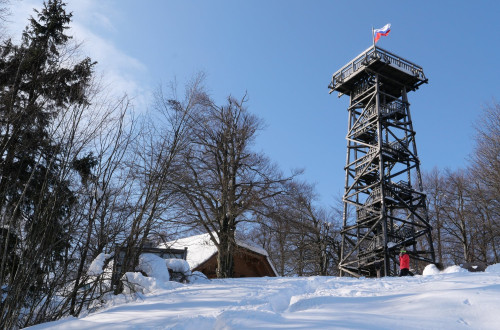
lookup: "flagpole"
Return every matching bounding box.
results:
[372,26,375,49]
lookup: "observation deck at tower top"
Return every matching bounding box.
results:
[328,45,428,99]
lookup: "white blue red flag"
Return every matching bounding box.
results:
[374,24,391,43]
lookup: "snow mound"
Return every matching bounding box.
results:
[423,264,469,275]
[166,258,190,274]
[486,263,500,273]
[87,253,112,276]
[138,253,170,282]
[122,272,159,294]
[122,271,183,295]
[188,271,210,284]
[442,265,468,274]
[423,264,440,276]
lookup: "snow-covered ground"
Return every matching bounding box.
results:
[30,264,500,329]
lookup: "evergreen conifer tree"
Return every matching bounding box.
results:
[0,1,95,326]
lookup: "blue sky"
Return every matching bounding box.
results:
[10,0,500,207]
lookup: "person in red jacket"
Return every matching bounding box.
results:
[399,249,413,276]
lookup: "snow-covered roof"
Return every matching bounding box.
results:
[163,232,277,275]
[164,233,218,270]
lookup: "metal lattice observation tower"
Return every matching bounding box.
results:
[329,45,436,277]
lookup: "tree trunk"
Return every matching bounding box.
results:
[217,228,235,278]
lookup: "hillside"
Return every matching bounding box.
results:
[30,264,500,329]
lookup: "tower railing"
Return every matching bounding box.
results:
[329,46,426,92]
[354,148,378,178]
[380,101,406,119]
[357,100,406,129]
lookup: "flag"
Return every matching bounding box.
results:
[374,23,391,43]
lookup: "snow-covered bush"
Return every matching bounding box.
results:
[165,258,191,274]
[62,252,116,318]
[120,255,208,294]
[119,254,172,294]
[137,253,170,282]
[87,253,112,276]
[122,272,160,294]
[121,271,184,295]
[187,271,210,284]
[165,258,191,283]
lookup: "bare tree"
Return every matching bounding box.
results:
[423,165,499,267]
[439,170,476,264]
[112,75,208,291]
[283,181,340,276]
[468,101,500,263]
[175,94,292,278]
[249,181,341,276]
[423,167,447,265]
[470,102,500,206]
[64,88,134,316]
[251,190,296,276]
[468,175,499,263]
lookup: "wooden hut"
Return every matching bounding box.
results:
[165,232,277,278]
